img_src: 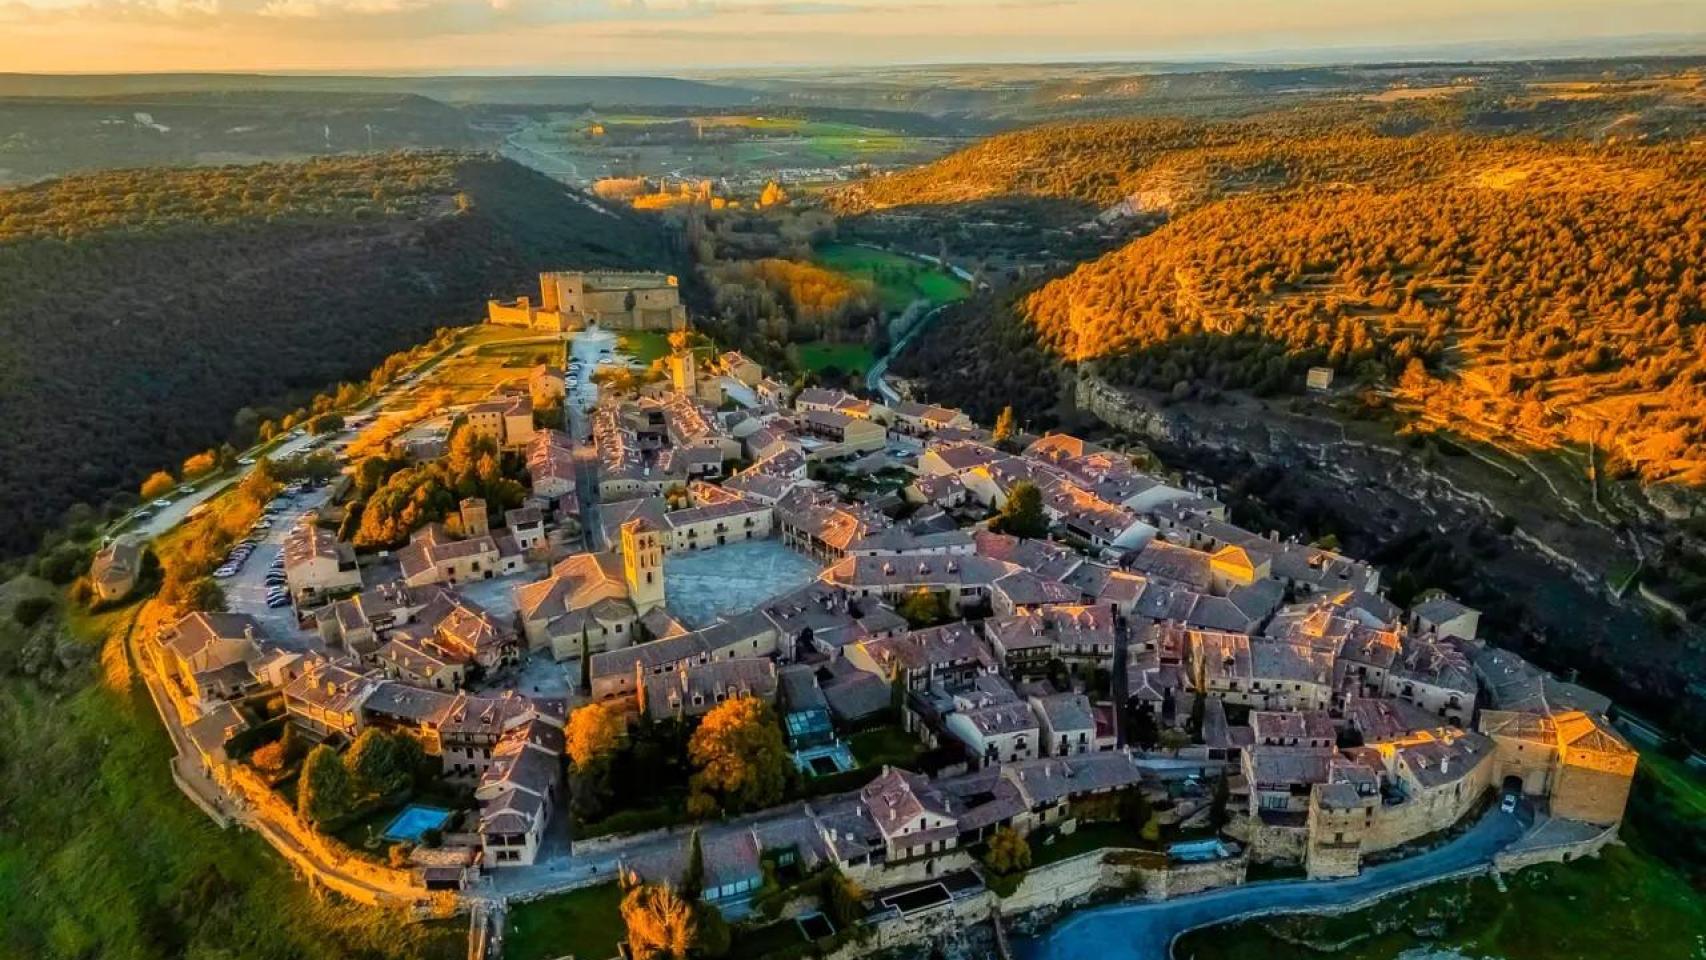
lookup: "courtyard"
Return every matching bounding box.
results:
[663,538,823,628]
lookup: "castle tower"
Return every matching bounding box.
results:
[669,348,698,397]
[459,497,490,538]
[621,518,666,613]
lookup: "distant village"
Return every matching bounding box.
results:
[110,269,1639,950]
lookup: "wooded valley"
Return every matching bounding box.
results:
[0,152,674,557]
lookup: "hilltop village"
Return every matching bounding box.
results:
[125,270,1638,955]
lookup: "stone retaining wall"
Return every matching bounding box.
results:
[1493,823,1620,873]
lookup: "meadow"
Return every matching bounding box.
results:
[813,243,968,312]
[0,585,464,960]
[794,341,877,376]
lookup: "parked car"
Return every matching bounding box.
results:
[238,457,256,466]
[152,499,172,508]
[178,485,195,495]
[1501,793,1519,814]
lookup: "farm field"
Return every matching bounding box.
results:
[814,243,969,312]
[499,112,957,189]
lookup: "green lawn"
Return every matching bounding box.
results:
[728,918,809,960]
[617,331,671,365]
[1638,749,1706,823]
[505,883,625,960]
[1029,821,1147,867]
[848,725,923,769]
[794,342,877,376]
[1174,830,1706,960]
[814,244,968,312]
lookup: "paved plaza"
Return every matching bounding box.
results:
[663,539,823,627]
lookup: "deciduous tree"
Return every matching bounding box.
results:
[621,882,699,960]
[298,744,355,825]
[983,825,1031,876]
[992,481,1048,539]
[140,471,176,500]
[687,697,791,817]
[567,701,626,770]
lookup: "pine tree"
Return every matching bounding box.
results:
[681,829,705,901]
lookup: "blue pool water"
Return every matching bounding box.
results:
[381,804,453,842]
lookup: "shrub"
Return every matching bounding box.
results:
[12,595,53,627]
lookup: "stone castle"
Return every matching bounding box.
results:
[487,270,687,333]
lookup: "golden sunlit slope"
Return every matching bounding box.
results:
[1020,139,1706,482]
[825,111,1683,216]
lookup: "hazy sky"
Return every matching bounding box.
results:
[0,0,1699,73]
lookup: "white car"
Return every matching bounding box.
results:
[1501,793,1519,814]
[238,457,256,466]
[152,499,172,508]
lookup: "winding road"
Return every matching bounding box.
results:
[1016,806,1527,960]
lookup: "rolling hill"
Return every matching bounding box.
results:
[0,151,675,557]
[884,119,1706,484]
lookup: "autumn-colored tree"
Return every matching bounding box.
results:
[686,697,791,817]
[567,702,627,770]
[759,180,789,208]
[140,470,176,500]
[983,825,1031,876]
[181,450,217,480]
[992,405,1017,446]
[668,329,693,354]
[621,882,699,960]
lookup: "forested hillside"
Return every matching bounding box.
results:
[1019,143,1706,483]
[0,92,479,185]
[827,95,1705,217]
[887,121,1706,484]
[0,152,673,556]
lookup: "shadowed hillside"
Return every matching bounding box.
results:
[0,152,675,557]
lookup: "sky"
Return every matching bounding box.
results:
[0,0,1700,74]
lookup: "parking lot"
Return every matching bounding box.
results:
[221,486,333,649]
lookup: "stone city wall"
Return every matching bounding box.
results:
[1493,823,1620,873]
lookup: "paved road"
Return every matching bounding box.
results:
[866,302,948,403]
[1016,807,1527,960]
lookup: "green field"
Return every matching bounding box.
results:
[1639,750,1706,823]
[505,883,625,960]
[794,341,877,376]
[1174,828,1705,960]
[0,591,464,960]
[814,243,969,312]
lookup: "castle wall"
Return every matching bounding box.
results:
[1552,756,1636,825]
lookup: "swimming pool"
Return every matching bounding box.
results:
[381,804,453,842]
